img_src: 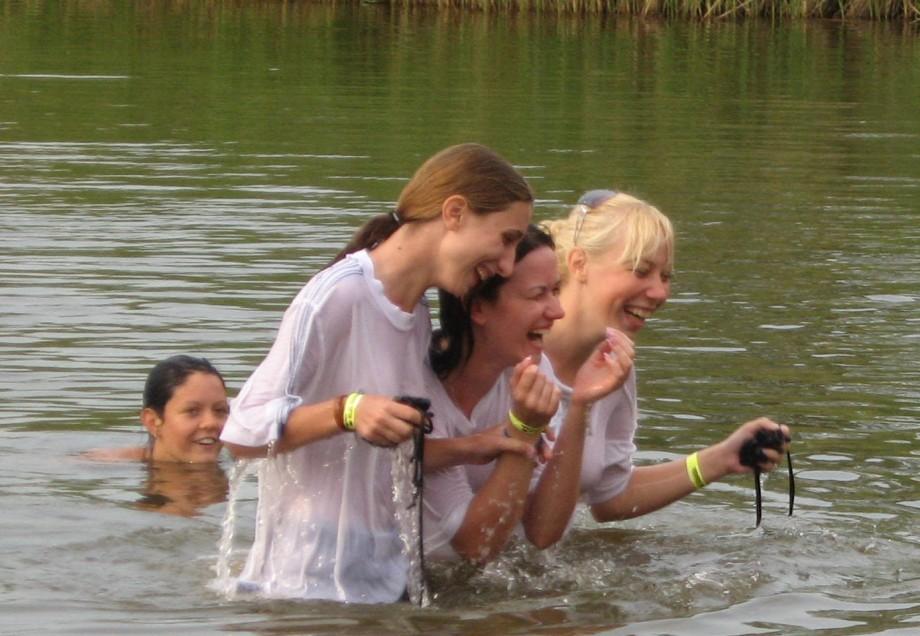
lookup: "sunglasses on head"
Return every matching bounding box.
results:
[573,189,618,245]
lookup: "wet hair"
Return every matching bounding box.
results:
[329,143,534,266]
[143,355,225,416]
[543,191,674,285]
[430,224,555,379]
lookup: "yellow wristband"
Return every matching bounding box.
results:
[507,410,545,436]
[343,392,363,431]
[686,451,707,489]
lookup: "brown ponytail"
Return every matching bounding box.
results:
[328,143,533,267]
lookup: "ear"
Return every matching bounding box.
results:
[441,195,469,232]
[469,297,488,327]
[141,407,162,437]
[567,247,589,284]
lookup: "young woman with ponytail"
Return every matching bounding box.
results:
[220,143,534,603]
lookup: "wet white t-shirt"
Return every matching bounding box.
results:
[545,365,638,506]
[420,362,515,560]
[421,356,638,559]
[221,250,431,603]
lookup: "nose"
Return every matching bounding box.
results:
[203,408,224,432]
[648,276,670,302]
[546,294,565,321]
[496,245,516,278]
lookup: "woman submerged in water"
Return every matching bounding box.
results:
[87,354,229,463]
[85,354,231,516]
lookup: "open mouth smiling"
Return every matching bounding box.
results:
[476,264,495,282]
[625,306,655,321]
[526,329,550,346]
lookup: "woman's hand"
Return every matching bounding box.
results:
[707,417,791,477]
[509,357,561,431]
[352,395,423,447]
[571,328,635,405]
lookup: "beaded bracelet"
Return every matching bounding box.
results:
[333,394,348,431]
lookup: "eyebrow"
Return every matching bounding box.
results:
[526,281,560,294]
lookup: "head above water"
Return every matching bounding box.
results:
[431,224,556,378]
[544,189,675,285]
[142,355,229,464]
[330,143,534,265]
[143,355,225,416]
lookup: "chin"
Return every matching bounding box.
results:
[185,449,222,463]
[444,279,472,299]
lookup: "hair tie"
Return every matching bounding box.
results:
[391,211,401,225]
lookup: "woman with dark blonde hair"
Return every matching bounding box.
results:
[220,143,535,603]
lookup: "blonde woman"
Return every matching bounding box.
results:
[524,190,791,548]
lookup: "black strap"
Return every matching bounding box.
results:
[395,395,433,605]
[739,430,794,528]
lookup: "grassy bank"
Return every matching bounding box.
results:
[385,0,920,20]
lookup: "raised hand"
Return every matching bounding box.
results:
[509,357,561,431]
[571,328,635,405]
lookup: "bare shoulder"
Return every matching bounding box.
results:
[81,447,146,462]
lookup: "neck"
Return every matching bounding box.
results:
[442,344,510,418]
[544,287,605,385]
[369,223,439,312]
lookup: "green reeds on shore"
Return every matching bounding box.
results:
[386,0,920,19]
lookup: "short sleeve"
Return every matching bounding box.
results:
[582,440,636,505]
[221,295,325,448]
[581,374,639,505]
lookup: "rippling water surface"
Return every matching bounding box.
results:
[1,2,918,634]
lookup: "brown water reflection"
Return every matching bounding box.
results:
[135,462,229,517]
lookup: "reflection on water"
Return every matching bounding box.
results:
[135,462,229,518]
[1,1,919,634]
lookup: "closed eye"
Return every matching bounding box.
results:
[502,230,524,247]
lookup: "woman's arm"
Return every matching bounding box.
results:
[446,358,559,563]
[424,426,538,472]
[591,417,790,522]
[524,331,635,548]
[225,395,423,459]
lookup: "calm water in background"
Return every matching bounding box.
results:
[1,1,919,633]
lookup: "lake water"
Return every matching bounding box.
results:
[1,2,918,634]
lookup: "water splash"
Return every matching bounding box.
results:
[214,457,258,597]
[391,439,430,607]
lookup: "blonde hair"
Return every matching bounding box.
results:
[543,191,674,284]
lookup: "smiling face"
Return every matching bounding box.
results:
[439,200,532,298]
[584,241,672,335]
[143,371,229,463]
[473,246,565,365]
